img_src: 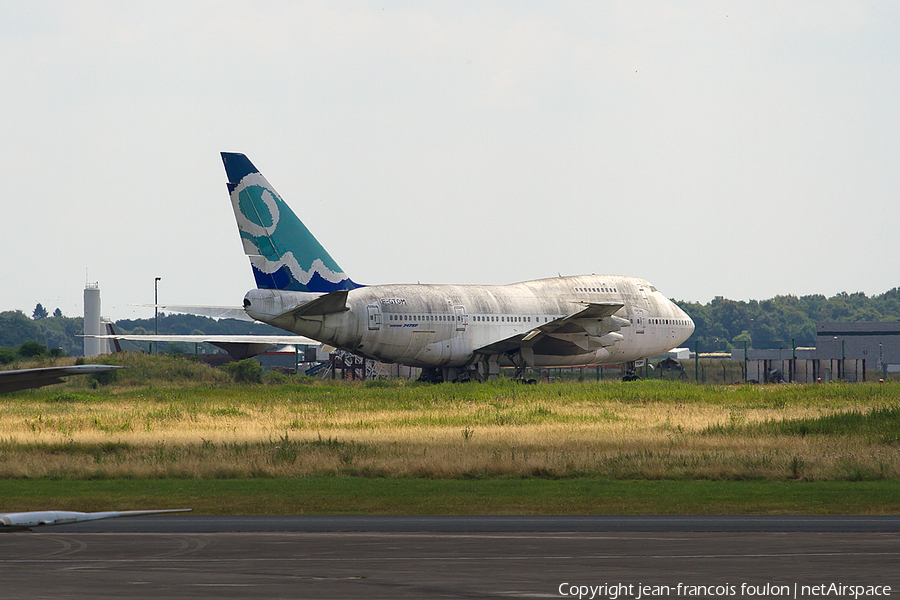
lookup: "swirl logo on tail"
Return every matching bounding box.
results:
[222,152,361,292]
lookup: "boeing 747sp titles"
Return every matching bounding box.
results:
[222,152,694,382]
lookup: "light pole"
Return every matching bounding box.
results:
[154,277,161,354]
[833,336,845,380]
[841,339,845,380]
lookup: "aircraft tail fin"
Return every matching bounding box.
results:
[221,152,361,292]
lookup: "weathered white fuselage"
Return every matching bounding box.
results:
[244,274,694,374]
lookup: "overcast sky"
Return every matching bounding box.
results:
[3,1,898,321]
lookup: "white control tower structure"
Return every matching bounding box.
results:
[83,282,107,357]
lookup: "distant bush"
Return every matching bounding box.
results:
[0,347,17,365]
[222,359,263,384]
[18,341,47,358]
[88,368,119,387]
[71,352,230,387]
[262,369,290,385]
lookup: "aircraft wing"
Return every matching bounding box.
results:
[83,334,320,360]
[0,365,125,394]
[0,509,191,531]
[473,302,627,357]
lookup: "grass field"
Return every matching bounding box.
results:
[2,354,899,514]
[2,478,897,515]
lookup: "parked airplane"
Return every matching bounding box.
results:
[83,314,320,360]
[223,152,694,382]
[87,330,319,360]
[0,365,124,394]
[0,509,191,532]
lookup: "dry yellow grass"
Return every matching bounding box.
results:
[2,378,898,480]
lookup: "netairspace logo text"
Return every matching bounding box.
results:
[557,582,892,599]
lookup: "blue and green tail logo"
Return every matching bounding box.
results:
[221,152,361,292]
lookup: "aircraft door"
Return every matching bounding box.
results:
[454,305,468,332]
[366,304,382,330]
[637,285,649,302]
[633,308,646,334]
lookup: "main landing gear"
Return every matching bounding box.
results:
[622,361,641,382]
[505,350,537,384]
[417,367,471,383]
[417,367,444,384]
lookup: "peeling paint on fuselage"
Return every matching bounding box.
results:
[245,274,694,370]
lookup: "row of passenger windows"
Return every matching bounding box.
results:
[574,287,617,293]
[386,313,688,326]
[387,314,556,323]
[389,314,460,322]
[473,315,553,323]
[650,318,690,326]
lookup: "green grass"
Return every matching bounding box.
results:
[5,361,900,513]
[0,477,896,515]
[704,405,900,443]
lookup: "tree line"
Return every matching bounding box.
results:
[676,288,900,352]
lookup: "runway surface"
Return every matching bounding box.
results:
[3,517,898,599]
[41,514,900,533]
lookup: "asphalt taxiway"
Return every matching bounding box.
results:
[2,517,898,599]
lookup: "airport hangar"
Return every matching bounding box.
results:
[731,321,900,383]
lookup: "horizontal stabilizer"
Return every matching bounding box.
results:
[291,290,349,318]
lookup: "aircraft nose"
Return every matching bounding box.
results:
[681,307,695,338]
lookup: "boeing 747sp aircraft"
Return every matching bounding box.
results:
[224,153,694,382]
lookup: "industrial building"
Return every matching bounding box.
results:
[815,322,900,373]
[731,321,899,383]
